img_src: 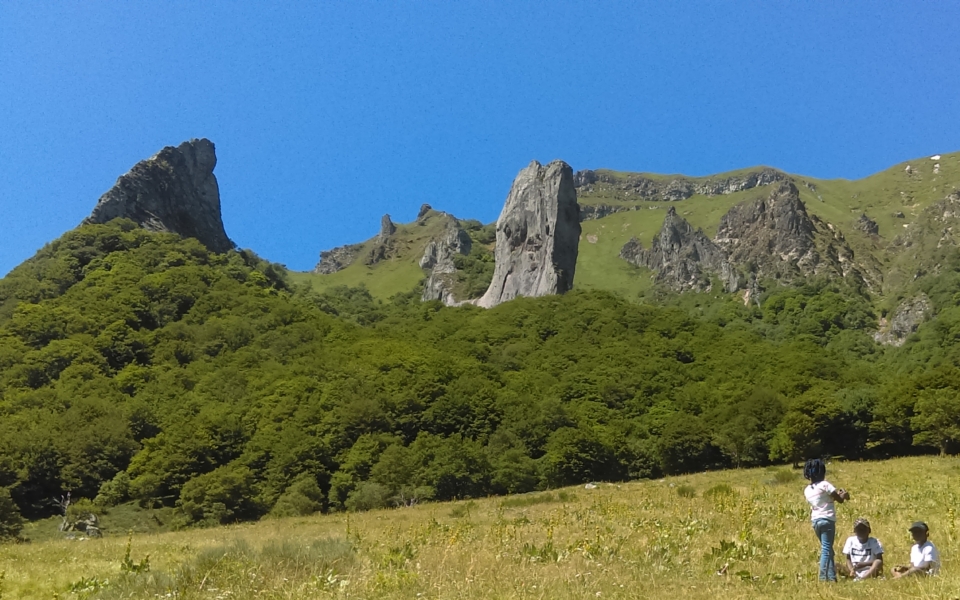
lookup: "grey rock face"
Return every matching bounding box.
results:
[874,294,932,346]
[856,213,879,235]
[420,215,473,305]
[417,203,433,223]
[580,204,645,221]
[575,168,785,201]
[714,182,822,280]
[379,214,397,238]
[313,243,364,274]
[620,207,738,292]
[574,169,599,187]
[477,160,581,308]
[622,181,875,293]
[83,138,233,253]
[364,214,401,265]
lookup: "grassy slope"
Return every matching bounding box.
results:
[290,151,960,302]
[577,150,960,301]
[290,213,451,299]
[4,456,959,599]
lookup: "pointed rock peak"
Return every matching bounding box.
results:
[477,160,581,308]
[380,214,397,237]
[621,204,736,293]
[83,138,233,253]
[416,203,433,222]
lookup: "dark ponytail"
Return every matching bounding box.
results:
[803,458,826,483]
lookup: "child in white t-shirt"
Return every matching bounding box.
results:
[803,458,850,582]
[893,521,940,578]
[840,518,883,579]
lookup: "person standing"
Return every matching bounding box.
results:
[892,521,940,578]
[803,458,850,582]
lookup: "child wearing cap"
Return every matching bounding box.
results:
[840,518,884,579]
[892,521,940,578]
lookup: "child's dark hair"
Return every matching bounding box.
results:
[803,458,826,483]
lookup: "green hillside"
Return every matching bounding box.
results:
[290,211,451,299]
[5,154,960,574]
[295,151,960,303]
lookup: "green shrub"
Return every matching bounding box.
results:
[269,474,325,518]
[703,483,736,499]
[177,464,260,524]
[95,472,131,507]
[345,482,392,512]
[676,484,697,498]
[0,488,24,541]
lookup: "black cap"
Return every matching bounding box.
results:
[909,521,929,532]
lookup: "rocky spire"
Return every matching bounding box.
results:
[713,181,820,280]
[620,207,738,292]
[379,214,397,238]
[83,138,233,253]
[420,214,473,305]
[476,160,581,308]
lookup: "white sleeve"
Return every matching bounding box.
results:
[821,481,837,494]
[873,539,884,556]
[842,537,853,556]
[922,544,938,566]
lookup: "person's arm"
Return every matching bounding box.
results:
[845,553,857,573]
[830,488,849,503]
[893,565,927,578]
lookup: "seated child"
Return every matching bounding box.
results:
[892,521,940,578]
[839,518,883,579]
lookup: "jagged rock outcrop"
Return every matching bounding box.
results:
[574,167,786,201]
[313,243,364,274]
[364,214,400,265]
[477,160,581,308]
[855,213,879,235]
[622,181,877,293]
[620,207,737,292]
[574,169,599,187]
[416,204,433,223]
[713,182,824,281]
[83,138,233,253]
[874,294,932,346]
[379,214,397,238]
[420,215,473,305]
[580,204,646,221]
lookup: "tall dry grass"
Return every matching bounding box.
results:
[2,456,959,599]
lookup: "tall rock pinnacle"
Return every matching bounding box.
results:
[83,138,234,253]
[477,160,581,308]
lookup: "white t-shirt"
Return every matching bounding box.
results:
[804,480,837,521]
[842,536,884,577]
[910,540,940,575]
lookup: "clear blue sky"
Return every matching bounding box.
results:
[2,2,959,275]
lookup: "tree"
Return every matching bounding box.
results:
[0,487,24,541]
[542,427,621,487]
[912,389,960,455]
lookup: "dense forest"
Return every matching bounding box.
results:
[1,220,960,530]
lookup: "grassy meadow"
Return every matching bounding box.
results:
[3,456,960,599]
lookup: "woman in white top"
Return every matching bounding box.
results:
[803,458,850,582]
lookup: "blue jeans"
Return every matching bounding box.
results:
[812,519,836,581]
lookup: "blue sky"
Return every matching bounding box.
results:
[1,2,959,275]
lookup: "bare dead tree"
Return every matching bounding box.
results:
[54,491,71,532]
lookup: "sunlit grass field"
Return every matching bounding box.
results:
[3,456,959,599]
